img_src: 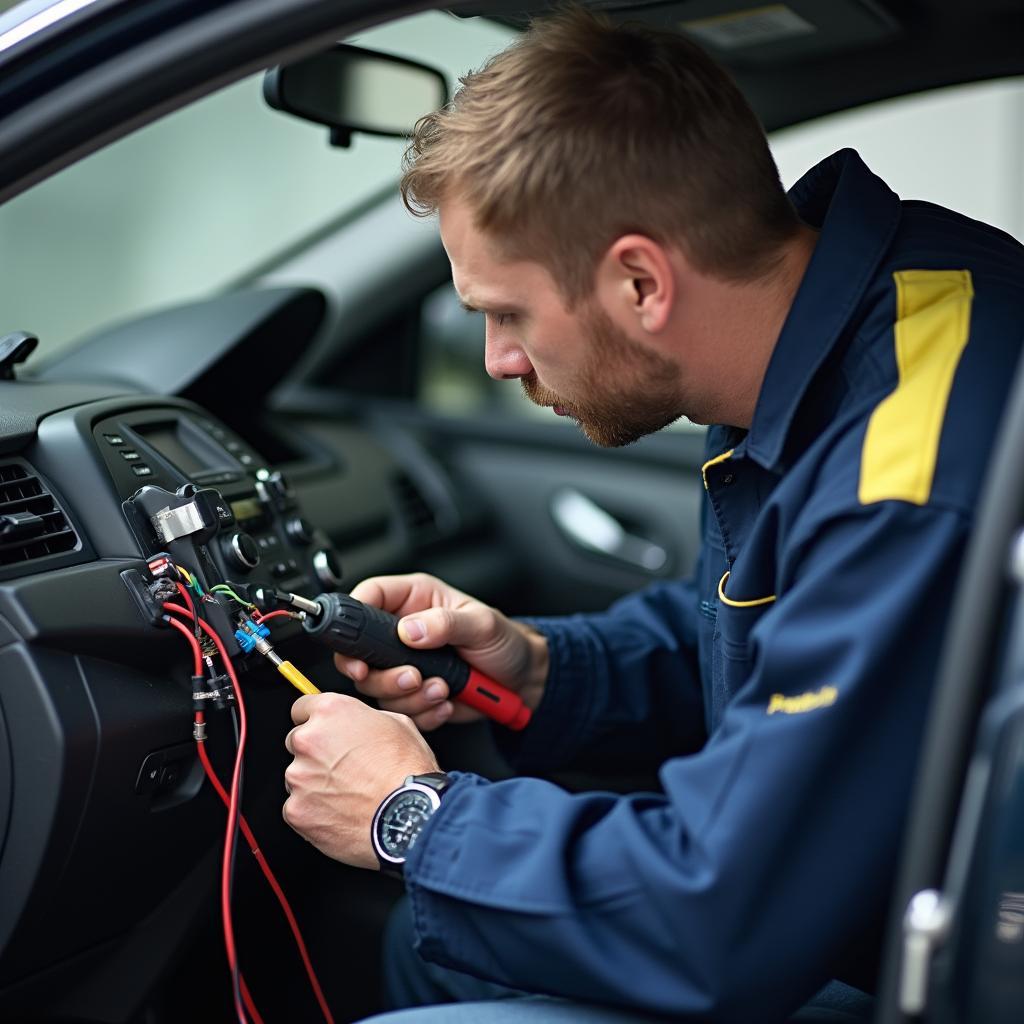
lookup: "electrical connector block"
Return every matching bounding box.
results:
[194,672,235,710]
[151,577,179,605]
[234,620,271,654]
[146,553,179,579]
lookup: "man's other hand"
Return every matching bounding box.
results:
[283,692,439,867]
[333,572,548,731]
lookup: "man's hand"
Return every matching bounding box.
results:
[334,572,549,732]
[283,692,440,868]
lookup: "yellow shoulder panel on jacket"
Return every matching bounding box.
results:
[859,270,974,506]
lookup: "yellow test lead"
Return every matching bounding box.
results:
[247,632,321,695]
[277,660,320,696]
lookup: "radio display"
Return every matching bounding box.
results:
[138,425,207,475]
[230,498,263,523]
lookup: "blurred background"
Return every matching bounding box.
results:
[0,7,1021,425]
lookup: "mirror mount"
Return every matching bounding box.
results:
[328,127,353,149]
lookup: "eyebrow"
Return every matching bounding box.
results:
[459,299,522,316]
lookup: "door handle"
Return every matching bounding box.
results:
[550,488,668,573]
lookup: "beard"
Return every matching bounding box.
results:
[521,304,686,447]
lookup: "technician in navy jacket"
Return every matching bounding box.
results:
[280,9,1024,1023]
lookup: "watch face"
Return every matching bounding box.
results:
[377,789,436,861]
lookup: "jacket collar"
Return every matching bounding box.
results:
[745,149,902,471]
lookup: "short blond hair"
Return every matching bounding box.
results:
[401,7,800,303]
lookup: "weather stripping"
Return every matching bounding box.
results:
[0,0,104,57]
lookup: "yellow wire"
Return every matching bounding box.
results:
[277,661,320,696]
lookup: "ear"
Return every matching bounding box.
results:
[594,234,677,333]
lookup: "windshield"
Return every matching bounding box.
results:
[0,11,515,358]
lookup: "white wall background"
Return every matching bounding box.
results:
[770,78,1024,240]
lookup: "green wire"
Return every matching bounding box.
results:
[210,584,254,608]
[174,563,205,597]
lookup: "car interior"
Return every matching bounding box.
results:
[0,1,1021,1022]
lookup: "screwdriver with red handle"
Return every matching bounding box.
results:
[268,589,532,730]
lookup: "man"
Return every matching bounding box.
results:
[281,8,1024,1023]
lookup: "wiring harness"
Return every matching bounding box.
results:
[151,555,334,1024]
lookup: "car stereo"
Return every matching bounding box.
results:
[93,408,341,594]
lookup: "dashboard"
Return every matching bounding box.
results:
[0,376,456,1017]
[0,279,649,1020]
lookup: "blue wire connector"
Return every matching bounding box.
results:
[234,618,271,654]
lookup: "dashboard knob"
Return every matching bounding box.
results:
[226,531,261,571]
[312,547,343,590]
[285,516,314,546]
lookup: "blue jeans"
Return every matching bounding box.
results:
[358,898,875,1024]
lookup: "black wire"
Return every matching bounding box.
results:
[229,705,245,1021]
[191,585,204,641]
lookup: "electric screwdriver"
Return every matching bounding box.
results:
[281,590,532,731]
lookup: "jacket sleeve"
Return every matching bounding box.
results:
[499,571,708,774]
[404,501,969,1022]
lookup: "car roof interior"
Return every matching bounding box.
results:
[455,0,1024,130]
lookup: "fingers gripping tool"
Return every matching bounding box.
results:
[280,591,532,731]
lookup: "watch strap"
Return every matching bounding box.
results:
[410,771,451,794]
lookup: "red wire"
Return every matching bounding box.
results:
[239,977,264,1024]
[187,713,266,1024]
[164,613,203,676]
[168,602,335,1024]
[164,602,249,1024]
[194,714,336,1024]
[253,610,293,625]
[175,580,198,623]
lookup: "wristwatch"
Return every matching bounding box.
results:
[371,771,451,877]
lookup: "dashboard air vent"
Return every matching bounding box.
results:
[0,463,79,568]
[393,472,438,540]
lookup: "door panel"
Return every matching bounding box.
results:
[444,437,704,616]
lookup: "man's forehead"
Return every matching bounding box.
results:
[440,196,560,312]
[448,250,532,314]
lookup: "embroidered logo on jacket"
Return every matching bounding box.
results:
[766,686,838,715]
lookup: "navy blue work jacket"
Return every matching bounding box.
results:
[403,150,1024,1022]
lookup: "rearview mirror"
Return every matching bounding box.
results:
[264,44,448,146]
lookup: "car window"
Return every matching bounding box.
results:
[418,76,1024,432]
[0,10,515,358]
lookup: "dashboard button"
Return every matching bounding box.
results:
[285,516,314,545]
[158,762,182,791]
[120,449,141,461]
[104,433,125,445]
[313,548,343,589]
[131,464,154,477]
[135,752,164,795]
[225,532,261,571]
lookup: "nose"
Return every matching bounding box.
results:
[484,325,533,381]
